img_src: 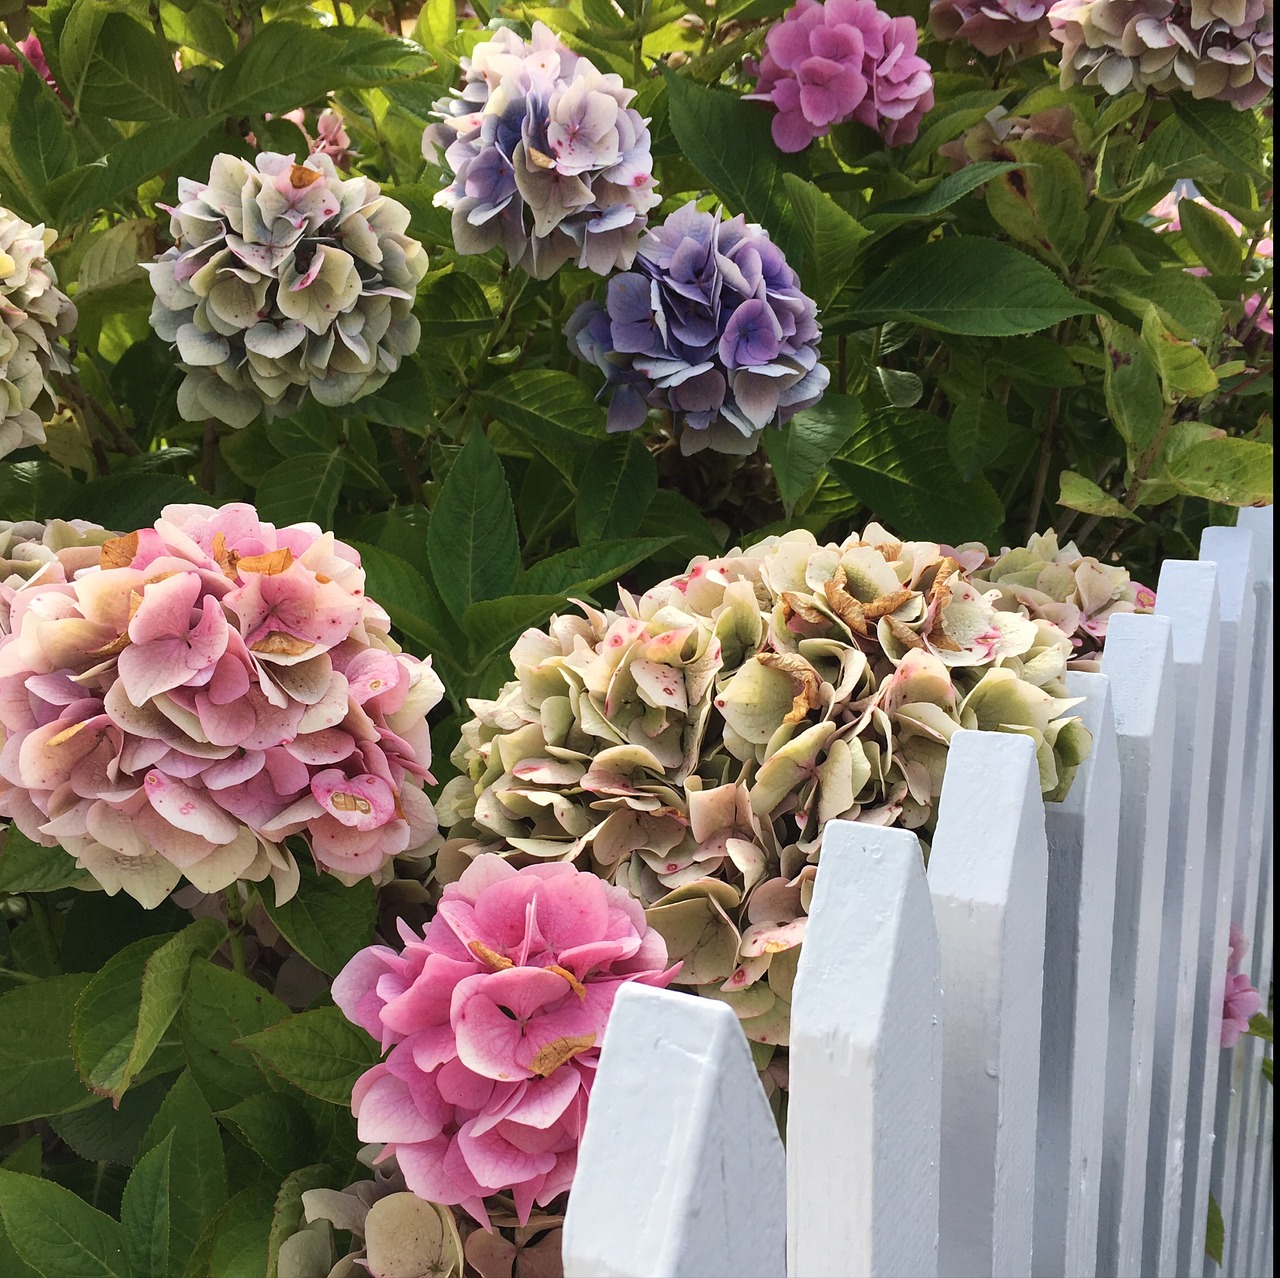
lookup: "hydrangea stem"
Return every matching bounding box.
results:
[224,886,248,976]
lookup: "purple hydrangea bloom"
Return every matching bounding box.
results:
[567,202,829,456]
[930,0,1055,55]
[422,23,660,279]
[746,0,935,152]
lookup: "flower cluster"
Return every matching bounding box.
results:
[0,503,443,908]
[1,205,77,461]
[938,106,1089,185]
[1049,0,1274,108]
[437,525,1091,1057]
[747,0,935,152]
[1,519,113,636]
[334,855,678,1225]
[567,202,828,455]
[423,23,660,279]
[0,32,59,94]
[930,0,1056,55]
[145,152,426,430]
[1221,921,1262,1048]
[967,530,1156,671]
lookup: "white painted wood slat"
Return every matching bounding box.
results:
[1097,612,1176,1277]
[562,983,787,1278]
[1140,561,1220,1277]
[1034,671,1120,1278]
[927,730,1048,1278]
[787,821,942,1278]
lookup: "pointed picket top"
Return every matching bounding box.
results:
[788,820,941,1278]
[562,983,786,1278]
[928,728,1048,1278]
[1034,670,1120,1278]
[1096,611,1176,1278]
[1138,561,1220,1277]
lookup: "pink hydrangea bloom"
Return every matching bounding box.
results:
[0,32,59,95]
[333,855,679,1227]
[748,0,935,152]
[1221,921,1262,1049]
[0,503,443,908]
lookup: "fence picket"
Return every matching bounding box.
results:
[1034,671,1120,1278]
[1244,777,1274,1278]
[1138,562,1221,1276]
[927,729,1047,1278]
[1222,507,1274,1277]
[1182,522,1264,1278]
[1096,612,1176,1277]
[561,983,787,1278]
[788,821,942,1278]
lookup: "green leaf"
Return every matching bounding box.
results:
[1057,471,1140,522]
[1099,318,1163,454]
[73,917,225,1104]
[1247,1012,1273,1043]
[829,409,1004,544]
[259,860,376,978]
[1206,1190,1224,1264]
[416,271,494,339]
[780,174,869,298]
[427,431,520,622]
[121,1072,226,1277]
[415,0,457,61]
[0,1171,126,1278]
[1263,1057,1273,1086]
[0,974,94,1125]
[1166,436,1272,506]
[73,474,210,528]
[63,5,185,121]
[830,238,1096,336]
[237,1005,378,1106]
[875,367,924,409]
[1172,96,1266,177]
[11,70,74,207]
[475,370,607,460]
[461,594,567,661]
[0,459,78,521]
[575,435,658,543]
[764,392,863,514]
[985,141,1087,264]
[210,22,429,117]
[1100,268,1224,343]
[514,536,674,596]
[48,1075,174,1166]
[255,452,344,527]
[1141,307,1218,399]
[947,399,1009,484]
[266,1164,332,1278]
[1178,198,1247,278]
[347,540,464,659]
[200,1188,272,1278]
[218,1092,319,1178]
[865,161,1023,227]
[0,825,92,892]
[179,960,290,1111]
[662,69,801,260]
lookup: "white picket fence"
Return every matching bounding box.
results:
[560,507,1275,1278]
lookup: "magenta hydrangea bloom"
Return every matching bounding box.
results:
[0,503,443,908]
[333,854,679,1227]
[747,0,935,151]
[1221,921,1262,1049]
[422,23,660,279]
[566,201,829,455]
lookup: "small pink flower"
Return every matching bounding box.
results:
[1221,921,1261,1048]
[334,855,680,1227]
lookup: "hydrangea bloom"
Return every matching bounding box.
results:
[1,205,77,460]
[0,32,59,94]
[274,107,356,170]
[0,503,443,908]
[1221,921,1262,1048]
[1,519,113,636]
[1048,0,1273,107]
[930,0,1055,54]
[422,23,660,279]
[437,525,1091,1058]
[937,106,1090,185]
[145,152,427,430]
[967,530,1156,671]
[746,0,935,151]
[567,202,828,455]
[334,854,678,1226]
